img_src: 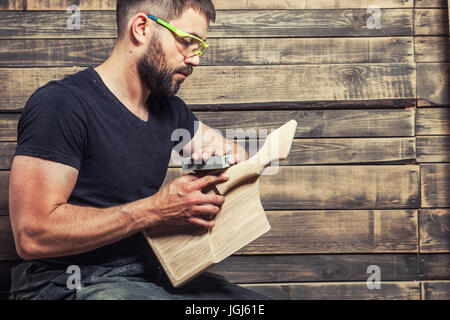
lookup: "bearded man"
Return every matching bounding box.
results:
[8,0,268,300]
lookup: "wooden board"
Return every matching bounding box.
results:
[0,0,416,10]
[415,9,449,35]
[416,108,450,135]
[417,63,450,106]
[415,37,450,62]
[170,137,416,167]
[209,253,419,283]
[0,10,414,39]
[241,281,421,300]
[1,109,416,141]
[0,37,414,67]
[422,281,450,300]
[163,166,420,210]
[3,137,415,171]
[0,216,18,261]
[417,136,450,162]
[419,253,450,279]
[144,120,296,287]
[421,164,450,207]
[419,209,450,252]
[0,64,416,110]
[415,0,448,7]
[240,210,418,254]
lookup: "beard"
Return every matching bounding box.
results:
[137,34,192,97]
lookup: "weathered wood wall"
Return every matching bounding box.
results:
[0,0,449,300]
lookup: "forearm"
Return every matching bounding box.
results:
[18,196,160,260]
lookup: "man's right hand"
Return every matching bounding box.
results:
[151,172,229,229]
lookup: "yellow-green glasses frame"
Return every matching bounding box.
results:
[147,14,209,57]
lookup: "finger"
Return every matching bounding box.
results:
[189,173,229,191]
[186,216,216,229]
[191,204,221,215]
[196,193,225,206]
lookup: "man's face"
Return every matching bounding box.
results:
[137,8,209,97]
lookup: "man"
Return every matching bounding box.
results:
[8,0,267,300]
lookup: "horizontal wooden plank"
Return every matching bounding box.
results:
[0,172,8,214]
[415,0,448,8]
[5,137,416,171]
[417,63,450,106]
[0,113,19,141]
[197,109,416,137]
[416,108,450,135]
[415,9,449,35]
[422,280,450,300]
[240,210,418,254]
[0,0,415,10]
[241,281,421,299]
[421,164,450,207]
[0,64,417,110]
[0,209,418,259]
[416,136,450,162]
[419,209,450,252]
[164,165,420,210]
[420,253,450,279]
[415,37,450,63]
[0,10,413,39]
[0,216,18,261]
[0,37,414,67]
[209,254,419,283]
[0,109,416,143]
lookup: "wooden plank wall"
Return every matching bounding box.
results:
[0,0,449,300]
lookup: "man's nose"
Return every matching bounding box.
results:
[184,55,200,67]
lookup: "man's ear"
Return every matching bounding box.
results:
[130,13,151,45]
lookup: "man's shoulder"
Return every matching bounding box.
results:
[28,68,95,107]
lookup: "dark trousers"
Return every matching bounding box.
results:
[9,250,269,300]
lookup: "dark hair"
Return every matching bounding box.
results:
[116,0,216,38]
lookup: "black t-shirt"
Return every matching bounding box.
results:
[15,67,198,264]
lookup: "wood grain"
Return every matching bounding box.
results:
[0,64,416,110]
[415,0,448,7]
[209,254,418,283]
[0,10,413,39]
[420,253,450,279]
[419,209,450,252]
[241,281,421,300]
[240,210,418,254]
[421,164,450,208]
[0,37,414,67]
[163,165,420,210]
[416,108,450,135]
[0,0,416,10]
[415,37,450,62]
[0,209,418,260]
[0,109,416,142]
[422,281,450,299]
[415,9,449,35]
[417,63,450,106]
[0,216,18,261]
[417,136,450,162]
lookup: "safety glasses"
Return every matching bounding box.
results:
[146,14,209,57]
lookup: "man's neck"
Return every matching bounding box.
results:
[95,44,150,121]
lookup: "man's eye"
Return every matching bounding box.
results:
[181,37,193,46]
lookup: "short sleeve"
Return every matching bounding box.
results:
[15,83,88,170]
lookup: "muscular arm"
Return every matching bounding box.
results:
[9,155,160,260]
[9,155,227,260]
